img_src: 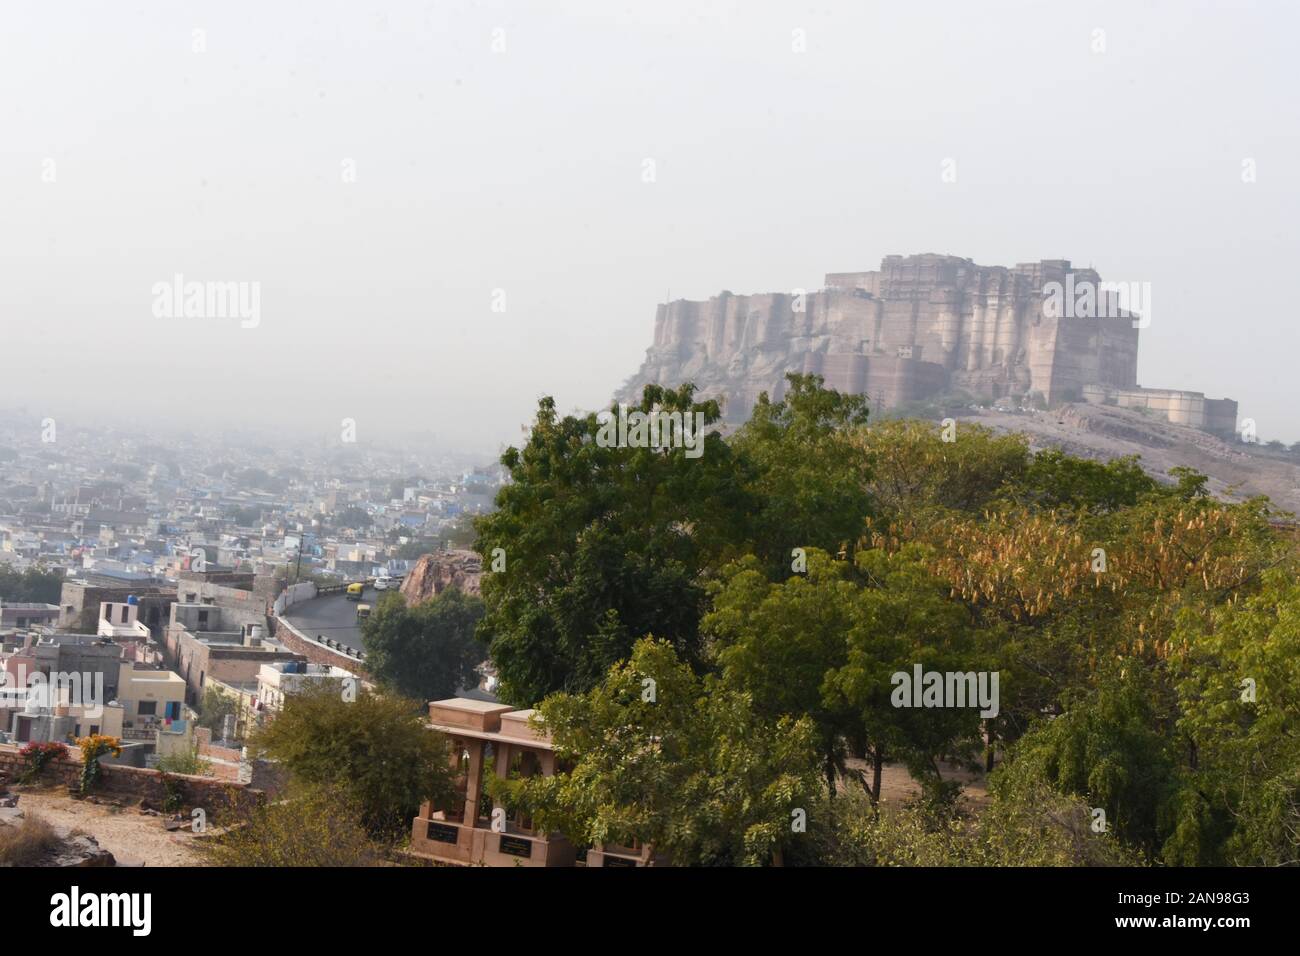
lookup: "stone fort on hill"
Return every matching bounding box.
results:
[617,253,1237,437]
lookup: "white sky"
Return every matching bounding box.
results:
[2,0,1296,450]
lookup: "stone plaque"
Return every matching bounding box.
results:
[499,835,532,858]
[427,822,459,844]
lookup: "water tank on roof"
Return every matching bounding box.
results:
[126,595,139,606]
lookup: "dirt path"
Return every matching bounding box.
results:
[840,758,991,810]
[11,788,206,867]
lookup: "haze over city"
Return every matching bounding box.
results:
[2,0,1297,448]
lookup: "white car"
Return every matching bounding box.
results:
[374,575,393,591]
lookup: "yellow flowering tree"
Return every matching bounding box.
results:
[74,734,122,796]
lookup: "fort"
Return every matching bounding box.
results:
[617,253,1236,437]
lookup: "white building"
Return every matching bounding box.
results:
[256,661,353,713]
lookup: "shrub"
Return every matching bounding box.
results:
[156,746,212,777]
[18,741,68,784]
[0,813,61,865]
[200,782,388,867]
[74,734,122,796]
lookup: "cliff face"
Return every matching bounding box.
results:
[615,253,1140,422]
[398,550,482,605]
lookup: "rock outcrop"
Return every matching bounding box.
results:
[973,403,1300,510]
[0,807,117,867]
[398,550,483,605]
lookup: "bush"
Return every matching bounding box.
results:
[0,813,61,865]
[18,741,69,784]
[201,783,388,867]
[249,684,455,838]
[156,746,212,777]
[790,777,1139,866]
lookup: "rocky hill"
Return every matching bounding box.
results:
[970,403,1300,512]
[398,550,483,605]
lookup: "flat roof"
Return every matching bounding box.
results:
[429,697,509,713]
[427,720,554,752]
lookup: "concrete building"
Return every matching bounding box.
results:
[409,698,576,867]
[1,633,125,700]
[6,698,125,744]
[96,599,152,644]
[113,662,186,739]
[0,603,60,630]
[57,580,174,635]
[256,661,352,714]
[164,606,303,705]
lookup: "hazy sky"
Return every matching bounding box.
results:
[2,0,1296,451]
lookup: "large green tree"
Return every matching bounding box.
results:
[362,589,484,702]
[490,638,823,866]
[474,383,753,705]
[728,373,872,576]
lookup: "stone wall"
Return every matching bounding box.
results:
[271,618,368,679]
[0,744,265,821]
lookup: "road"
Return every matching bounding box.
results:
[282,587,379,651]
[280,587,497,701]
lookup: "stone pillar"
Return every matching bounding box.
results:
[492,742,512,821]
[462,739,486,824]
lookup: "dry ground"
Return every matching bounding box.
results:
[9,786,205,867]
[840,757,991,810]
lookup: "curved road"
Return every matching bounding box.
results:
[281,588,497,702]
[282,588,379,651]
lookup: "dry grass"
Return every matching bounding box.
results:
[0,813,62,866]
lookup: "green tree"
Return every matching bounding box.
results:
[491,638,823,865]
[334,506,372,531]
[1013,450,1159,514]
[0,564,64,604]
[475,383,752,705]
[728,373,872,576]
[196,686,241,737]
[396,537,438,560]
[362,590,484,702]
[859,419,1029,526]
[995,664,1178,860]
[823,547,985,807]
[704,549,860,794]
[1167,566,1300,865]
[250,685,455,838]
